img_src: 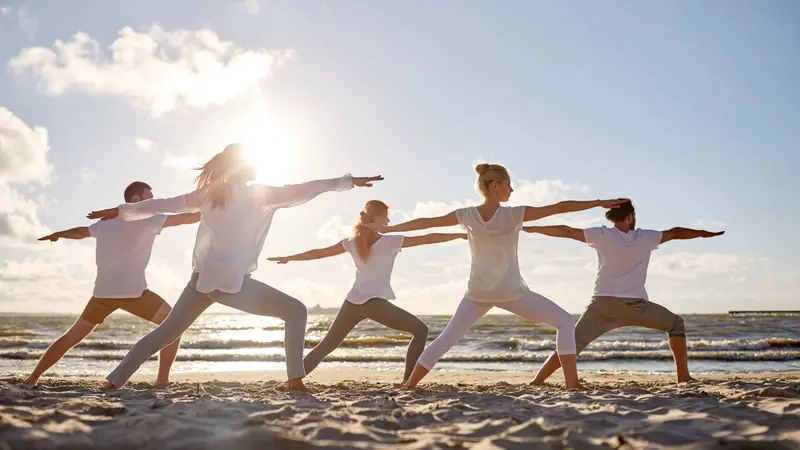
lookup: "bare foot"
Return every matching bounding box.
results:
[18,381,37,390]
[528,379,544,387]
[153,379,170,388]
[102,381,119,390]
[566,383,584,390]
[284,378,312,393]
[678,376,698,384]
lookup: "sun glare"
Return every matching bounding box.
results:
[236,102,296,186]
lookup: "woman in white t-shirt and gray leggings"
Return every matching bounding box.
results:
[87,144,383,392]
[372,164,627,390]
[268,199,466,382]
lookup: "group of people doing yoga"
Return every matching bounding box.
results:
[24,143,724,391]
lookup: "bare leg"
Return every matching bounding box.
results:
[106,285,211,389]
[669,336,693,382]
[402,364,430,390]
[149,304,182,386]
[24,319,96,386]
[530,352,561,386]
[531,303,616,386]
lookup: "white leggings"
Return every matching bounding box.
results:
[417,291,576,370]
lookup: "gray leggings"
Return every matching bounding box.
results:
[303,298,428,381]
[106,274,307,387]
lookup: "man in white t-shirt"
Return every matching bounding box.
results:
[23,181,200,387]
[523,201,724,384]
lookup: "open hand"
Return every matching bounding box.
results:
[267,257,291,264]
[599,198,630,209]
[353,176,384,188]
[38,233,59,242]
[701,230,725,238]
[87,207,119,221]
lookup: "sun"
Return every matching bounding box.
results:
[237,105,296,186]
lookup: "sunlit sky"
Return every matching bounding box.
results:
[1,1,798,315]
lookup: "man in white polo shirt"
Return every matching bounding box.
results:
[23,181,200,387]
[523,201,724,385]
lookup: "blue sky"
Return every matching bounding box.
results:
[0,1,797,314]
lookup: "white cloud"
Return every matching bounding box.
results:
[134,138,156,151]
[81,167,97,184]
[0,184,48,242]
[0,107,52,246]
[0,242,96,311]
[0,107,52,185]
[649,252,750,279]
[239,0,260,15]
[690,219,727,230]
[316,215,352,243]
[163,151,201,170]
[0,6,11,16]
[16,6,37,40]
[9,25,293,116]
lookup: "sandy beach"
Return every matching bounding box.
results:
[1,370,798,449]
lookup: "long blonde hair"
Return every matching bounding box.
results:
[474,163,510,199]
[195,144,251,209]
[352,200,389,261]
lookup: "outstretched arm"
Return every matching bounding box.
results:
[258,175,383,209]
[523,225,586,243]
[38,227,91,242]
[524,198,628,222]
[382,211,459,233]
[661,228,725,244]
[88,191,201,221]
[402,233,467,249]
[163,212,202,229]
[268,242,346,264]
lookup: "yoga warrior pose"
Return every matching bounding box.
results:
[87,144,382,391]
[268,199,466,382]
[526,200,724,385]
[371,163,627,390]
[24,182,200,387]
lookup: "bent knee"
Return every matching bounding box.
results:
[411,321,429,338]
[150,305,171,324]
[667,315,686,337]
[286,300,308,322]
[555,312,576,331]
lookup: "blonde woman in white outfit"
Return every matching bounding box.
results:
[88,144,383,392]
[372,163,627,390]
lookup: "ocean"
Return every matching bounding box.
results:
[1,312,798,379]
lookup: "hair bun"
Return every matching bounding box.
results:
[359,211,368,221]
[475,163,491,175]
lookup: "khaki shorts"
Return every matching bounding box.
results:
[79,290,167,325]
[574,296,685,354]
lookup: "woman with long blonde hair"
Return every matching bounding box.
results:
[87,144,382,391]
[370,163,627,390]
[268,199,466,382]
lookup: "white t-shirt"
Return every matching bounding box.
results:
[456,206,528,303]
[117,175,354,294]
[341,235,404,304]
[88,215,167,299]
[583,226,663,300]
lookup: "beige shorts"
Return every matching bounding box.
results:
[79,290,167,325]
[574,296,685,354]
